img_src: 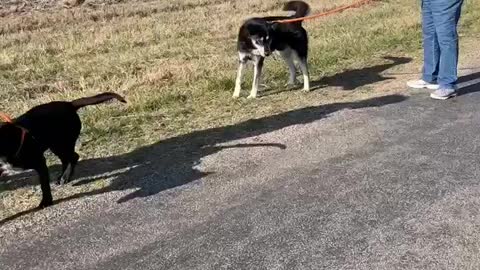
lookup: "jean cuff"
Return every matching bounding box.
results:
[422,75,437,84]
[439,84,457,90]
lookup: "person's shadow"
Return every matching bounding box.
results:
[312,56,413,90]
[457,71,480,95]
[0,94,408,225]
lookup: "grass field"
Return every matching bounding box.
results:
[1,0,480,214]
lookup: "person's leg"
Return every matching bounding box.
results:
[432,0,463,89]
[408,0,440,89]
[422,0,440,84]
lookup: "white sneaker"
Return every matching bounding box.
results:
[407,79,440,90]
[430,88,457,100]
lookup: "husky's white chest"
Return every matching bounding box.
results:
[0,158,24,177]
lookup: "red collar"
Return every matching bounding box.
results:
[0,112,27,157]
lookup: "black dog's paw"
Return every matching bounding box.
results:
[38,199,53,209]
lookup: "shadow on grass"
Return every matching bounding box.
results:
[0,94,407,225]
[261,56,412,97]
[311,56,412,90]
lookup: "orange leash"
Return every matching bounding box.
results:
[0,112,27,157]
[274,0,375,24]
[0,112,13,123]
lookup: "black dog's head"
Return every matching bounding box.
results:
[0,124,21,159]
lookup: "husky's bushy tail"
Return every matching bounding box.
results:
[284,1,310,19]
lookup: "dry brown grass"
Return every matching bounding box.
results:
[0,0,479,216]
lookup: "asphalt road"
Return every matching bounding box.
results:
[2,75,480,269]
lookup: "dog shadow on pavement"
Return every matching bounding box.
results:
[0,94,408,225]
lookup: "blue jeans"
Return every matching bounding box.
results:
[422,0,463,89]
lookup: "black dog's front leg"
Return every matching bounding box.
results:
[36,158,53,208]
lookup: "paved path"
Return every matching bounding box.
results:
[1,72,480,269]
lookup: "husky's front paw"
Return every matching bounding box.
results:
[232,88,241,98]
[247,94,257,99]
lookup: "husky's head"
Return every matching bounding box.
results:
[245,21,276,57]
[250,33,272,57]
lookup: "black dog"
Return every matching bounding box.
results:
[0,92,126,208]
[233,1,311,98]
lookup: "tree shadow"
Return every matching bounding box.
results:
[0,94,408,225]
[311,56,412,90]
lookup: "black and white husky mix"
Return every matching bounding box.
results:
[233,1,311,98]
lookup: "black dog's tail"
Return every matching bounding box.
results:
[71,92,126,110]
[284,1,310,18]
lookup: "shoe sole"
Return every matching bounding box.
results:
[407,84,440,90]
[430,92,457,100]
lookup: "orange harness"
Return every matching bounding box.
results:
[0,112,27,157]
